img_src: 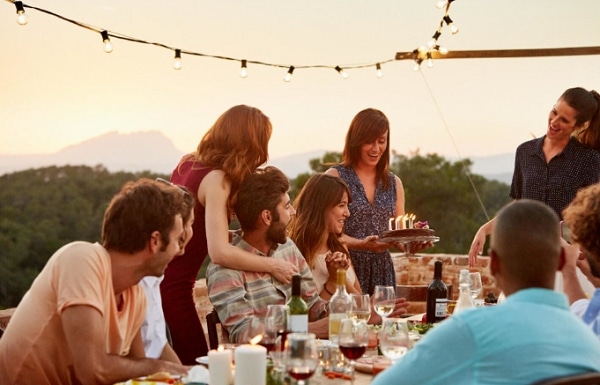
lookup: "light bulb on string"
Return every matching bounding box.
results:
[376,63,383,78]
[173,49,182,70]
[413,58,423,72]
[240,60,248,78]
[428,31,441,48]
[436,45,449,55]
[443,16,459,34]
[100,30,113,53]
[335,66,348,79]
[15,1,28,25]
[426,53,434,68]
[435,0,448,9]
[283,66,294,82]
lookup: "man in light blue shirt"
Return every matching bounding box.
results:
[373,200,600,385]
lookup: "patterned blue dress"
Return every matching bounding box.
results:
[334,165,397,295]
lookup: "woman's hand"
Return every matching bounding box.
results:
[360,235,394,253]
[269,259,298,284]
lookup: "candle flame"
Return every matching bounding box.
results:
[250,334,263,345]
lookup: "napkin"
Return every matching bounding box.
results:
[185,365,209,385]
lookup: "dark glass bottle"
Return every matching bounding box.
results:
[426,261,448,323]
[286,274,309,333]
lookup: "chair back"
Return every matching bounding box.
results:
[531,372,600,385]
[206,310,221,349]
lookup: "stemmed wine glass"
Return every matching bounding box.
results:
[285,333,319,385]
[378,318,410,364]
[469,272,483,301]
[349,294,371,322]
[338,318,369,385]
[373,285,395,322]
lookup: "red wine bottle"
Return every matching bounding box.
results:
[426,260,448,323]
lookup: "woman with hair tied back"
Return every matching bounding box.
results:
[160,105,298,364]
[290,173,362,299]
[469,87,600,267]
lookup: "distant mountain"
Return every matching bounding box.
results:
[0,132,514,183]
[0,131,185,176]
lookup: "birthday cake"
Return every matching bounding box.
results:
[381,219,435,239]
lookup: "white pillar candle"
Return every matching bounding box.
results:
[234,344,267,385]
[209,348,233,385]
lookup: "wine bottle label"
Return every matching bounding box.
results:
[435,298,447,317]
[289,314,308,333]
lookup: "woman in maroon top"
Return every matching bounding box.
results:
[161,105,298,364]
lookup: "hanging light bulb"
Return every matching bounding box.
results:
[173,49,182,70]
[375,63,383,78]
[413,58,423,72]
[100,30,113,53]
[435,0,448,9]
[15,1,28,25]
[437,45,449,55]
[426,52,434,68]
[443,16,459,34]
[284,66,294,82]
[428,31,441,48]
[240,60,248,78]
[335,66,348,79]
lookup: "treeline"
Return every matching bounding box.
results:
[0,155,511,308]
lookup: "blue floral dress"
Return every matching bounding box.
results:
[334,165,397,295]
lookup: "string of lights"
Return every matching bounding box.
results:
[6,0,460,80]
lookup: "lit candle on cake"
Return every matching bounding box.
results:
[389,217,394,231]
[395,214,403,230]
[408,213,416,228]
[209,346,233,385]
[234,339,267,385]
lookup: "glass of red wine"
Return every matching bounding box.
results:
[338,318,368,385]
[285,333,319,385]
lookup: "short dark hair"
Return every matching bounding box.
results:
[102,178,185,253]
[234,166,289,232]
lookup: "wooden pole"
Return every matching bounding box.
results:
[395,46,600,61]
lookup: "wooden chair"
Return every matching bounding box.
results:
[530,372,600,385]
[206,309,222,350]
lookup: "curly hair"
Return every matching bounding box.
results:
[563,182,600,259]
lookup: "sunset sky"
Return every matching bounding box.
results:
[1,0,599,161]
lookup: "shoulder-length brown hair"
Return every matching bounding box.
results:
[180,104,272,208]
[341,108,392,190]
[290,173,352,268]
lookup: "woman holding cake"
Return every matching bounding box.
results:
[325,108,430,295]
[290,173,362,299]
[468,87,600,267]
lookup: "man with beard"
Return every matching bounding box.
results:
[561,182,600,337]
[206,166,329,342]
[207,166,408,342]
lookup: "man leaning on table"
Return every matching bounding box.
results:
[561,182,600,336]
[372,200,600,385]
[207,166,409,342]
[0,179,189,385]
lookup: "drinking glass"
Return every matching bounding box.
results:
[373,285,395,321]
[379,318,410,364]
[338,318,368,385]
[469,272,482,300]
[285,333,319,385]
[349,294,371,322]
[266,305,289,363]
[240,315,266,345]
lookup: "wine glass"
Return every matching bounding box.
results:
[469,272,482,301]
[349,294,371,322]
[373,285,395,322]
[338,318,368,385]
[378,318,410,364]
[240,315,266,344]
[266,305,289,350]
[285,333,319,385]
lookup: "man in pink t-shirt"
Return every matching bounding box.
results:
[0,179,189,384]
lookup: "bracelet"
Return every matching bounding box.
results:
[324,283,334,295]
